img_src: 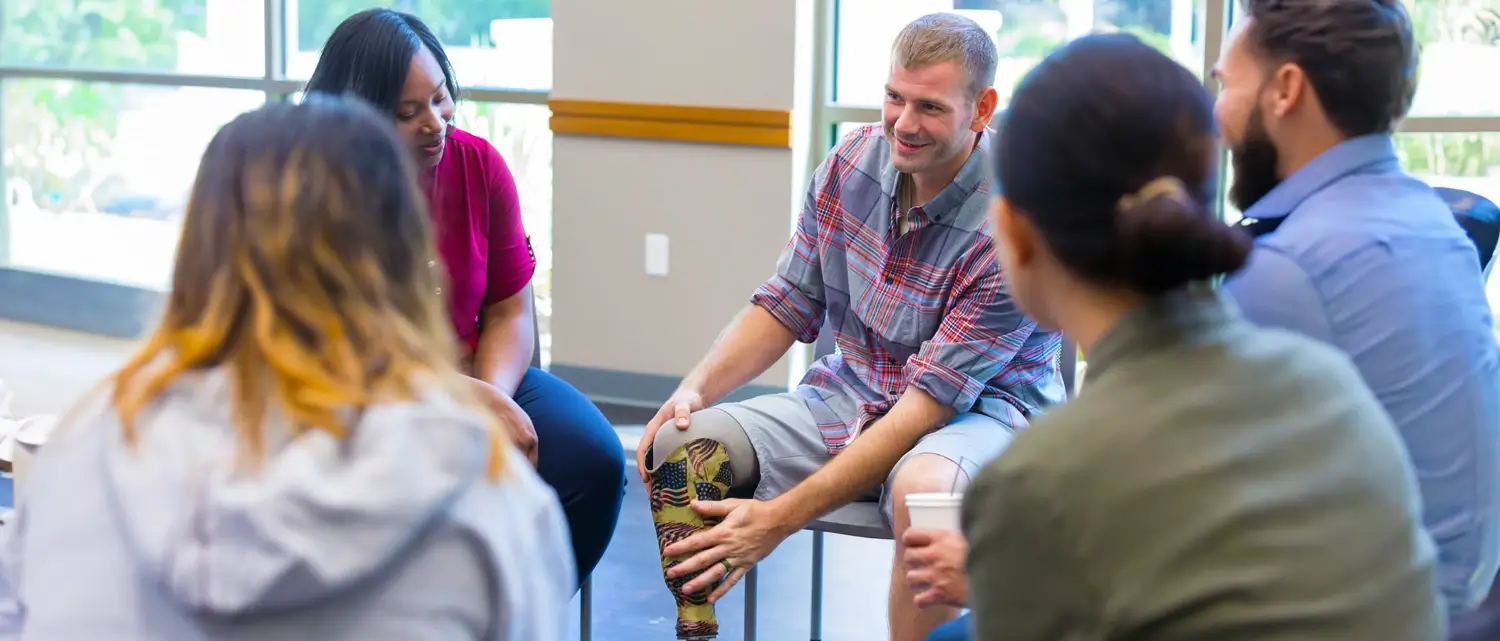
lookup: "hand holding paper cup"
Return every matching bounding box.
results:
[6,415,57,498]
[906,492,964,532]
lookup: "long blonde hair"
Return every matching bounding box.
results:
[112,96,507,478]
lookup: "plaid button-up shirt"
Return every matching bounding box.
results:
[752,124,1065,454]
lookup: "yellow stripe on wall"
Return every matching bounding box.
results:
[548,99,792,148]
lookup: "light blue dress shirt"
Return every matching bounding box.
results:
[1225,134,1500,614]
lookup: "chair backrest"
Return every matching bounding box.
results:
[1058,338,1077,396]
[529,289,543,369]
[1237,187,1500,279]
[1433,187,1500,277]
[812,325,837,360]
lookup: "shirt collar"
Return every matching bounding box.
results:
[1242,134,1401,222]
[1085,286,1237,382]
[879,130,990,225]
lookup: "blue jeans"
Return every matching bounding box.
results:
[927,613,971,641]
[515,367,626,588]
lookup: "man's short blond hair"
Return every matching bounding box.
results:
[891,13,999,101]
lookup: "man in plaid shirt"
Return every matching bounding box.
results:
[639,13,1064,640]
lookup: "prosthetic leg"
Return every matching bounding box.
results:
[648,438,735,639]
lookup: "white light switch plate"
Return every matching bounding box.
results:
[645,233,669,276]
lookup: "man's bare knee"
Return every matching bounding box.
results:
[889,453,970,531]
[892,453,972,495]
[648,408,759,489]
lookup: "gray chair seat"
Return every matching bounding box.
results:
[806,500,893,640]
[1434,186,1500,276]
[795,328,1075,640]
[806,500,892,539]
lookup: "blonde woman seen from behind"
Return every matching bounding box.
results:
[0,96,573,641]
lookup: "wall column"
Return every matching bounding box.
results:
[548,0,810,406]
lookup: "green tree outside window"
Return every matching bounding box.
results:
[295,0,550,53]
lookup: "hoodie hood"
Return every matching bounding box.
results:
[97,370,492,617]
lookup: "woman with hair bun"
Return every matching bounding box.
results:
[954,33,1444,640]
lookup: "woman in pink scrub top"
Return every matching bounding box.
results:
[304,8,624,588]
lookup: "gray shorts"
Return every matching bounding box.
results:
[719,385,1023,526]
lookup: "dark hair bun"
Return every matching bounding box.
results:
[993,33,1247,297]
[1113,185,1252,294]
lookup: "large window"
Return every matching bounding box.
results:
[823,0,1500,176]
[456,102,555,355]
[3,81,264,288]
[818,0,1214,172]
[1409,1,1500,116]
[1401,133,1500,196]
[0,0,266,76]
[285,0,552,89]
[831,0,1208,109]
[0,0,554,358]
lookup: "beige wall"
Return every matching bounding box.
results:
[551,0,800,110]
[549,0,812,396]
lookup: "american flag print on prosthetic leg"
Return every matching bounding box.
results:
[648,438,734,639]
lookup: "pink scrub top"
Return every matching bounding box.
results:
[425,127,537,356]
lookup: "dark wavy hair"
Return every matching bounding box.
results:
[303,8,459,114]
[1239,0,1418,136]
[994,33,1251,295]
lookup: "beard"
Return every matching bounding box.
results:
[1227,105,1283,213]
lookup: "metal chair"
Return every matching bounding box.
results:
[1433,187,1500,276]
[799,329,894,640]
[806,502,894,640]
[800,330,1076,640]
[617,323,1075,641]
[522,296,603,641]
[1059,337,1078,395]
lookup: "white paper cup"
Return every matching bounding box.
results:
[906,492,964,532]
[11,440,39,498]
[10,415,56,499]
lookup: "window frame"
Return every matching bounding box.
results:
[809,0,1500,183]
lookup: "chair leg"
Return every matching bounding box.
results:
[580,576,592,641]
[810,530,824,641]
[744,565,758,641]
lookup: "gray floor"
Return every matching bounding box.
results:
[565,448,896,641]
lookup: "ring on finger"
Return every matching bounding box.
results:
[713,560,735,586]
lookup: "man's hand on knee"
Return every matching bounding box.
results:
[636,387,706,481]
